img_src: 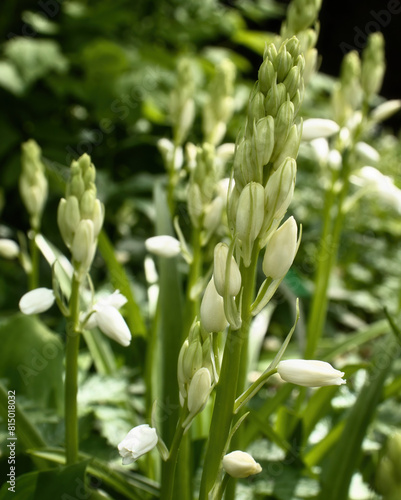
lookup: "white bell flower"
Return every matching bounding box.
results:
[118,424,158,465]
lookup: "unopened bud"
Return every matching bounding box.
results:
[265,158,296,224]
[236,182,265,267]
[145,235,181,258]
[200,278,228,333]
[213,243,241,297]
[0,239,20,259]
[71,219,95,267]
[262,216,297,279]
[222,451,262,478]
[19,287,55,315]
[187,367,212,417]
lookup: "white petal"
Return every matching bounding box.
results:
[95,305,131,346]
[145,235,181,258]
[118,424,158,464]
[19,288,55,315]
[0,239,20,259]
[302,119,340,141]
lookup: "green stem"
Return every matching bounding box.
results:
[214,473,231,500]
[160,412,187,500]
[184,228,202,332]
[65,272,81,465]
[305,152,351,358]
[29,229,39,290]
[199,247,259,500]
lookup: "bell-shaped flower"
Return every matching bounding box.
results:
[145,235,181,258]
[19,287,55,315]
[94,304,131,347]
[222,450,262,478]
[277,359,346,387]
[118,424,158,465]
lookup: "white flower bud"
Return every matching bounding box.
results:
[19,287,55,315]
[71,219,95,264]
[236,182,265,267]
[277,359,346,387]
[310,138,329,164]
[95,304,131,346]
[262,216,297,280]
[222,451,262,478]
[200,278,228,333]
[355,142,380,164]
[0,239,20,259]
[145,235,181,258]
[302,119,340,141]
[265,158,296,224]
[213,243,241,297]
[371,99,401,123]
[118,424,158,465]
[187,367,212,416]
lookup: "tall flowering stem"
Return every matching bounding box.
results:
[199,36,305,498]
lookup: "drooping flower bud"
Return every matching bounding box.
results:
[277,359,346,387]
[145,235,181,258]
[0,239,20,259]
[222,450,262,478]
[118,424,158,465]
[302,119,340,142]
[262,216,298,280]
[94,303,131,346]
[19,287,55,315]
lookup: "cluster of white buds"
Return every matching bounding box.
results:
[177,321,214,427]
[170,57,195,147]
[202,59,236,146]
[332,51,362,127]
[187,143,231,245]
[280,0,322,83]
[19,139,48,230]
[57,154,104,279]
[361,32,385,99]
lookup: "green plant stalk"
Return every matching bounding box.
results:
[160,412,187,500]
[184,228,203,332]
[29,230,39,290]
[305,153,351,358]
[65,271,81,465]
[199,247,259,500]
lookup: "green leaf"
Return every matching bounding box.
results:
[0,314,63,411]
[0,61,25,95]
[4,38,68,87]
[231,29,276,54]
[33,460,90,500]
[28,447,159,499]
[318,335,394,499]
[0,470,37,500]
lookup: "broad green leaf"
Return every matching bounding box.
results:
[0,314,63,411]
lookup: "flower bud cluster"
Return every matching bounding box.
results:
[361,32,385,99]
[228,37,304,267]
[187,143,232,244]
[177,321,214,425]
[376,431,401,499]
[170,58,195,146]
[203,59,236,146]
[280,0,321,84]
[332,51,362,127]
[19,140,48,230]
[57,154,104,278]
